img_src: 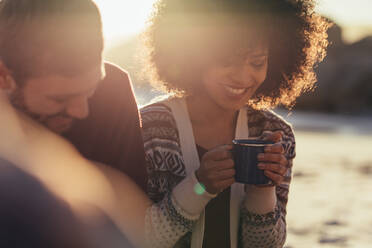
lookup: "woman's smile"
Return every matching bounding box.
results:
[224,85,246,95]
[222,84,253,98]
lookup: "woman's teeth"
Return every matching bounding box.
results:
[224,85,246,95]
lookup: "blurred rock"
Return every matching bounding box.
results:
[296,22,372,115]
[358,161,372,175]
[324,220,345,226]
[318,236,348,245]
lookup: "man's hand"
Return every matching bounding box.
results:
[195,144,235,194]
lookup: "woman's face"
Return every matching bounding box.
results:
[200,46,268,112]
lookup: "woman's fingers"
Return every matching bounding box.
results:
[198,169,235,194]
[258,141,288,184]
[203,158,234,171]
[258,163,287,176]
[199,166,235,184]
[264,170,284,185]
[207,178,235,193]
[258,153,287,166]
[261,130,284,143]
[202,144,233,161]
[209,168,235,180]
[197,145,235,194]
[213,177,235,192]
[264,143,284,154]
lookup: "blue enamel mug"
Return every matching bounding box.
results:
[232,139,274,185]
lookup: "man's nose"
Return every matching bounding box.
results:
[65,96,90,120]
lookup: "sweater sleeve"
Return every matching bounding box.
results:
[144,191,199,248]
[239,123,296,248]
[141,104,213,247]
[144,168,216,248]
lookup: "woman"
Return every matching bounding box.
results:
[0,90,201,247]
[141,0,329,247]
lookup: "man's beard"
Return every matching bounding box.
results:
[9,89,74,133]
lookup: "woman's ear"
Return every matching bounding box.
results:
[0,61,17,94]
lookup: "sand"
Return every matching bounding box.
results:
[283,113,372,248]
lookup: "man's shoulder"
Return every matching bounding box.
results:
[64,62,139,143]
[104,62,129,76]
[102,62,131,87]
[90,62,135,109]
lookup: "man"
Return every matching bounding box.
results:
[0,0,146,246]
[0,0,147,191]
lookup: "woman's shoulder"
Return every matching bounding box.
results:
[140,102,172,116]
[140,98,182,151]
[140,95,177,113]
[140,98,181,141]
[140,97,175,121]
[245,106,295,138]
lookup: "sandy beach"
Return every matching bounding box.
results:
[282,112,372,248]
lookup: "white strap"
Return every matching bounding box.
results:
[165,98,247,248]
[163,98,205,248]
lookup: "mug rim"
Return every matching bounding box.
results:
[232,139,274,147]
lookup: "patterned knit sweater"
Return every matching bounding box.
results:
[141,102,296,248]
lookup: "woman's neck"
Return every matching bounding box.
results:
[186,95,236,127]
[185,95,238,148]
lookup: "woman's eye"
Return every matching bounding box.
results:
[250,59,267,68]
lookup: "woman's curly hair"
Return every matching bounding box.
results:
[142,0,330,109]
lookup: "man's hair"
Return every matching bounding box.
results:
[0,0,104,85]
[143,0,330,109]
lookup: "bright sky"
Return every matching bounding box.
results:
[93,0,155,47]
[94,0,372,47]
[315,0,372,43]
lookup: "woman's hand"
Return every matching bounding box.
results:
[195,144,235,194]
[257,131,288,185]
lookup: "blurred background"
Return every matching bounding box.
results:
[94,1,372,247]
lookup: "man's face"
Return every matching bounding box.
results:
[11,64,105,134]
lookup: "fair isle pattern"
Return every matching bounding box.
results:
[241,204,281,227]
[142,104,187,203]
[146,193,198,248]
[239,205,286,248]
[141,103,296,248]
